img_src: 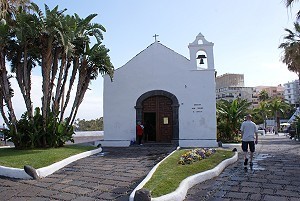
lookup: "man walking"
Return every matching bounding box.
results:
[240,114,258,167]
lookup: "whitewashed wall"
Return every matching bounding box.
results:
[103,41,217,147]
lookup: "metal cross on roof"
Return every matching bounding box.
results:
[153,34,159,42]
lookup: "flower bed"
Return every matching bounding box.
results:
[178,148,216,165]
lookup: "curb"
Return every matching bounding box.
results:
[130,150,238,201]
[0,147,102,179]
[129,147,180,201]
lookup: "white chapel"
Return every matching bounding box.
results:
[102,33,217,147]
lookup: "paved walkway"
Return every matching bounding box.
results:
[1,135,299,201]
[185,134,300,201]
[0,145,175,201]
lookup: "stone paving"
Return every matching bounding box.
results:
[185,134,300,201]
[0,145,175,201]
[1,135,300,201]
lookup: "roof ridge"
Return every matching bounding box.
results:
[115,42,189,72]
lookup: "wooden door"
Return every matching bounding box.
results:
[142,95,173,143]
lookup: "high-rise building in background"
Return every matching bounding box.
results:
[284,80,300,107]
[216,73,287,108]
[216,73,255,106]
[215,73,244,89]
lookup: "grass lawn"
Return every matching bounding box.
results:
[0,145,96,169]
[143,149,234,198]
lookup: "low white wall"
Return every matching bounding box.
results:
[73,131,104,137]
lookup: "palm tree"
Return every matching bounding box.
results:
[279,23,300,110]
[279,22,300,81]
[217,99,251,141]
[69,43,113,126]
[1,2,114,148]
[258,90,269,102]
[7,8,40,119]
[268,98,289,134]
[0,0,31,21]
[285,0,300,19]
[280,1,300,89]
[253,101,270,129]
[31,4,67,138]
[285,0,299,7]
[0,0,32,147]
[59,13,108,123]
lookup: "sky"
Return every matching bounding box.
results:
[3,0,300,123]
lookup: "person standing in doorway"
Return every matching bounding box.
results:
[240,114,258,167]
[136,121,144,145]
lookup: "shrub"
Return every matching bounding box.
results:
[6,107,74,149]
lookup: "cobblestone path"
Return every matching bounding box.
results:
[0,146,175,201]
[185,135,300,201]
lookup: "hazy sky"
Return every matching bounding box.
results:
[3,0,300,123]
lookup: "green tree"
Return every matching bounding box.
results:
[217,99,251,142]
[258,90,269,101]
[0,0,32,144]
[0,2,114,149]
[75,117,103,131]
[285,0,300,19]
[279,22,300,81]
[268,98,290,134]
[253,101,270,129]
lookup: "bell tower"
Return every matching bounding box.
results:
[188,33,215,70]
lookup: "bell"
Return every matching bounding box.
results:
[197,54,206,65]
[196,54,206,59]
[199,58,204,64]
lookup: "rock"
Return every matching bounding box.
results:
[134,188,151,201]
[24,165,39,179]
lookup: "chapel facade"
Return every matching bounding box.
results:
[102,33,217,147]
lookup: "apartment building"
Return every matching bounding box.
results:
[284,80,300,106]
[252,85,285,107]
[216,73,255,105]
[216,73,287,108]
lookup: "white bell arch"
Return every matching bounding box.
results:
[188,33,215,70]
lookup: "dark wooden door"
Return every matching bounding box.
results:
[142,96,173,143]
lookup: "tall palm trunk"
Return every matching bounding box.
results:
[0,51,18,145]
[41,37,53,145]
[66,59,87,127]
[70,73,90,126]
[50,47,60,115]
[15,47,33,119]
[274,112,278,134]
[263,116,267,130]
[53,51,66,114]
[60,57,78,122]
[0,93,9,125]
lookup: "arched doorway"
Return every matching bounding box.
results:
[135,90,179,145]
